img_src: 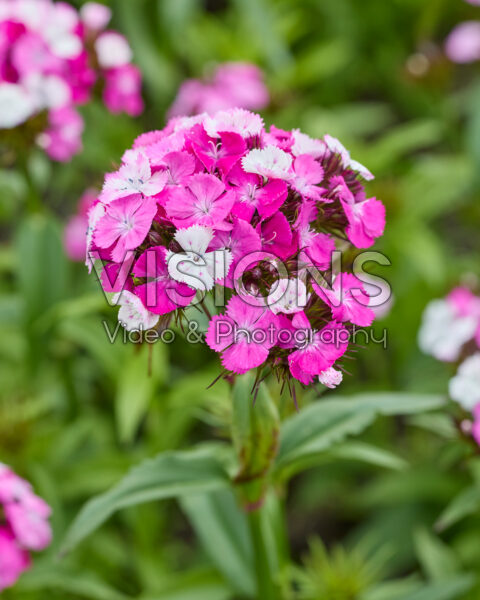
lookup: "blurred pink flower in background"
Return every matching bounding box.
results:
[445,21,480,63]
[64,188,97,261]
[103,64,144,116]
[37,105,84,162]
[0,464,51,592]
[168,62,269,117]
[0,0,143,161]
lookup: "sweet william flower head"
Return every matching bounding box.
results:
[0,0,143,160]
[0,465,51,592]
[88,109,385,393]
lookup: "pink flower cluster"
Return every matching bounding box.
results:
[168,62,269,118]
[445,0,480,63]
[87,109,385,389]
[0,464,52,591]
[0,0,143,161]
[419,287,480,444]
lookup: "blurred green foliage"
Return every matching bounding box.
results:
[1,0,480,598]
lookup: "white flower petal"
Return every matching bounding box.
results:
[174,225,214,255]
[95,32,133,69]
[241,146,292,179]
[115,290,159,332]
[449,354,480,411]
[0,84,34,128]
[418,299,477,361]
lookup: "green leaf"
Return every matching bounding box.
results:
[16,214,68,326]
[399,155,473,220]
[180,490,255,597]
[413,527,460,581]
[435,486,480,532]
[61,447,229,554]
[116,343,167,443]
[140,568,232,600]
[18,562,130,600]
[329,441,408,471]
[275,393,445,475]
[59,317,126,379]
[395,575,475,600]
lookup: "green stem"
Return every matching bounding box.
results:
[248,507,276,600]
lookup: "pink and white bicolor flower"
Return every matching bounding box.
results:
[241,145,293,180]
[291,129,326,158]
[203,108,264,139]
[324,134,374,181]
[101,151,168,203]
[112,290,159,332]
[267,278,309,315]
[167,225,233,291]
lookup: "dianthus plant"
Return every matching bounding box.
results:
[67,107,395,600]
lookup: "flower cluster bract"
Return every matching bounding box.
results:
[0,0,143,161]
[419,286,480,441]
[87,108,386,389]
[168,62,269,118]
[0,463,52,591]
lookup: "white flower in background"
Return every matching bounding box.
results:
[113,290,159,332]
[95,32,133,69]
[24,74,71,111]
[44,2,82,59]
[242,145,293,179]
[324,134,374,181]
[267,278,308,314]
[167,225,233,291]
[291,129,326,158]
[319,367,343,389]
[204,108,264,139]
[418,299,477,362]
[0,83,34,128]
[80,2,112,30]
[449,354,480,411]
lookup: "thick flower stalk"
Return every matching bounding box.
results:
[419,286,480,442]
[0,463,52,591]
[87,108,386,392]
[168,62,269,118]
[0,0,143,162]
